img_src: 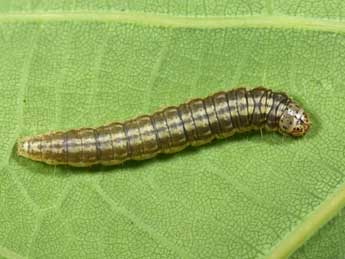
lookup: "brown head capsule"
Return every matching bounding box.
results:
[17,87,311,167]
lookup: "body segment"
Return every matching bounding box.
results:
[17,87,310,167]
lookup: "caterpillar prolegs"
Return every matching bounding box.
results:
[17,87,310,167]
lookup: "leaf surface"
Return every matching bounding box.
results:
[1,1,345,258]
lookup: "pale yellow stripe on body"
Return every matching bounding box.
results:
[125,120,144,159]
[163,107,187,151]
[95,126,114,161]
[109,122,128,162]
[78,129,97,163]
[188,99,212,143]
[246,91,255,124]
[66,133,82,154]
[151,112,172,153]
[227,90,240,129]
[264,90,273,117]
[136,116,159,159]
[203,95,221,136]
[177,103,198,143]
[213,92,233,137]
[50,132,66,163]
[236,89,249,129]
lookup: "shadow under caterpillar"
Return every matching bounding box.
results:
[17,87,310,167]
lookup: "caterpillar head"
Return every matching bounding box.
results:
[279,103,310,137]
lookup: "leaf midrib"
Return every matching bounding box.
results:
[0,12,344,33]
[266,185,345,259]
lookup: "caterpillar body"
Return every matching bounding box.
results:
[17,87,310,167]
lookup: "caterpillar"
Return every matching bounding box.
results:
[17,87,310,167]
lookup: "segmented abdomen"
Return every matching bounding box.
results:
[17,87,290,167]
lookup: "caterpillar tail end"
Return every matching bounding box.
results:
[16,136,43,163]
[17,137,28,157]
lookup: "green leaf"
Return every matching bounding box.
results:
[1,1,345,258]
